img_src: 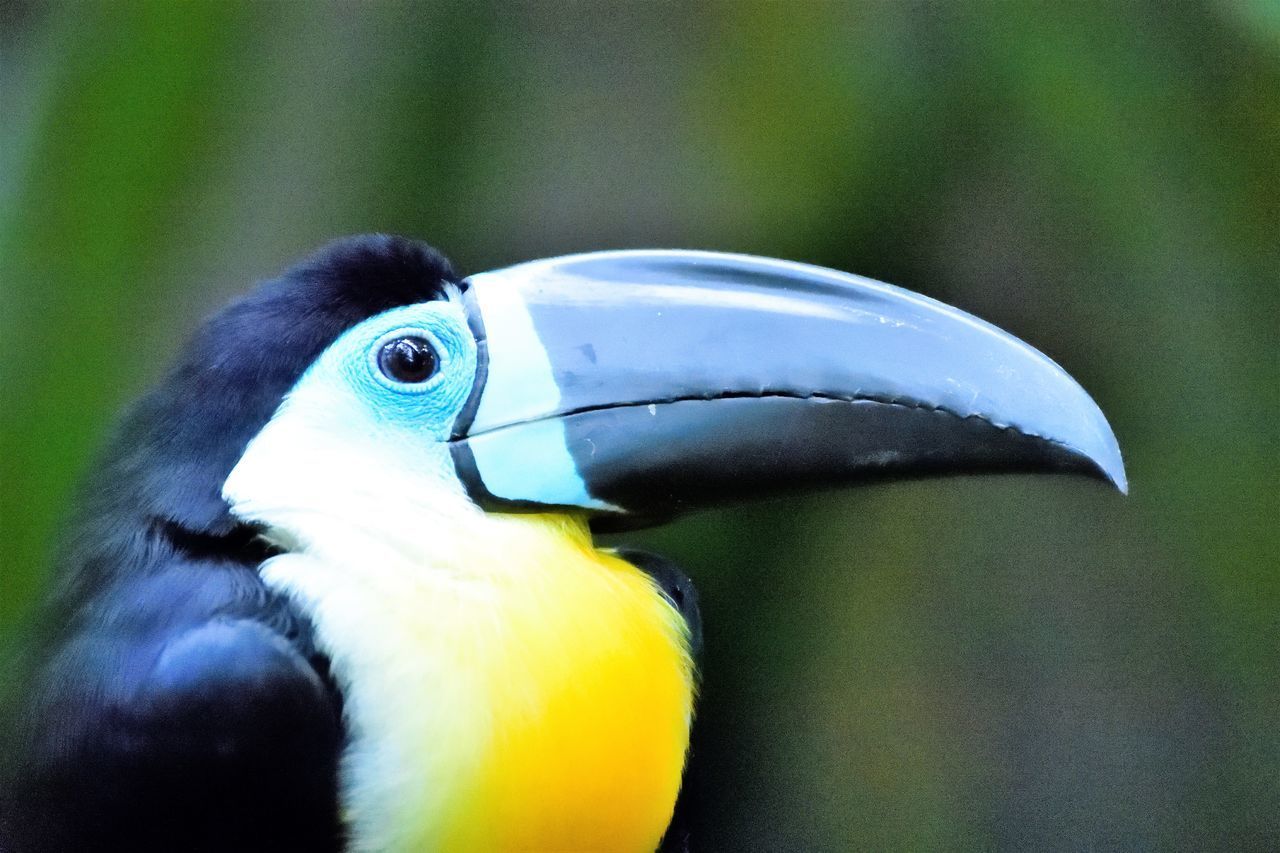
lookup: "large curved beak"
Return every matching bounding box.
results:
[449,251,1126,527]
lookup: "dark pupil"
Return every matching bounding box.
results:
[378,337,437,383]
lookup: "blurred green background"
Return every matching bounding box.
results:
[1,1,1276,849]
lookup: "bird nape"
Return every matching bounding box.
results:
[0,235,1124,853]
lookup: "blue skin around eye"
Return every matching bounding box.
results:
[324,301,479,442]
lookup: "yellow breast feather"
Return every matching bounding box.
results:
[260,512,694,853]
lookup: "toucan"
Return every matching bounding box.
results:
[0,235,1125,852]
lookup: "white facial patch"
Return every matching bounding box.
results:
[223,298,482,554]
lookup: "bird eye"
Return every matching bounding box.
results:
[377,336,438,384]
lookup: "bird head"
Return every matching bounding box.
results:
[203,235,1124,554]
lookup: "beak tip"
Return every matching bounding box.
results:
[1106,456,1129,496]
[1108,457,1129,495]
[1076,424,1128,495]
[1095,417,1128,495]
[1100,458,1129,495]
[1049,379,1127,495]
